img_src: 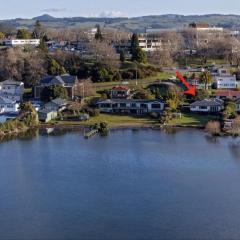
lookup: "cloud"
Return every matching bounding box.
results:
[42,8,67,13]
[89,11,126,18]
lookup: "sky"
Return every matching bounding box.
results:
[1,0,240,19]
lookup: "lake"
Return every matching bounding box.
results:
[1,129,240,240]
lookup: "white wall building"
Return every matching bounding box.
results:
[138,35,163,52]
[0,80,24,101]
[0,97,20,114]
[1,39,40,47]
[213,69,237,89]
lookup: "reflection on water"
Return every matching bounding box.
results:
[0,128,39,143]
[229,139,240,159]
[0,128,85,144]
[205,134,220,144]
[1,129,240,239]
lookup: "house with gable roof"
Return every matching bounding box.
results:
[34,74,78,100]
[110,86,131,99]
[0,80,24,102]
[190,99,224,113]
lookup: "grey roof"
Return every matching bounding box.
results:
[38,109,56,114]
[51,98,67,106]
[1,80,23,86]
[98,99,164,104]
[40,74,77,85]
[190,99,223,107]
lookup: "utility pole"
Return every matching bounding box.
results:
[135,65,138,86]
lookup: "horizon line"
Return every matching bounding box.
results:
[2,12,240,21]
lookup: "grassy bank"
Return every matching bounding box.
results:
[93,72,173,91]
[49,114,159,128]
[45,113,219,129]
[168,113,219,127]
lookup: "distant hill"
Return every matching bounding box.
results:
[1,14,240,32]
[33,14,56,21]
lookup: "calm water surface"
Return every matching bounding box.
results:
[1,129,240,240]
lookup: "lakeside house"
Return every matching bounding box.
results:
[110,86,131,99]
[34,74,78,100]
[190,99,223,113]
[97,99,164,115]
[44,98,67,112]
[0,80,24,102]
[0,96,20,114]
[38,109,58,123]
[38,98,68,122]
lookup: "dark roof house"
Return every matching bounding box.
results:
[34,74,78,99]
[44,98,68,112]
[190,99,223,113]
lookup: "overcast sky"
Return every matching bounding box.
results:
[1,0,240,19]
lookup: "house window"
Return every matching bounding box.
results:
[131,103,137,108]
[151,104,161,109]
[120,103,126,108]
[140,104,147,108]
[100,104,111,108]
[199,106,208,110]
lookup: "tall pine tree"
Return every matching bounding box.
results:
[131,33,147,63]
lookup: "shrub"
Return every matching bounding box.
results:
[86,108,100,117]
[205,121,221,136]
[41,85,68,102]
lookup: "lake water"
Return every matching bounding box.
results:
[1,129,240,240]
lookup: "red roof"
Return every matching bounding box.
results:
[215,90,240,97]
[112,86,130,91]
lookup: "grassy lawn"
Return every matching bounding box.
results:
[93,72,173,91]
[51,114,159,128]
[168,113,219,127]
[177,56,227,67]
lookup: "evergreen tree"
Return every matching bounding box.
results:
[41,85,68,102]
[131,33,147,63]
[120,49,126,62]
[38,39,48,52]
[47,58,66,76]
[95,25,103,41]
[17,29,30,39]
[32,20,42,39]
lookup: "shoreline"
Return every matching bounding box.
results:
[0,123,235,142]
[39,123,205,131]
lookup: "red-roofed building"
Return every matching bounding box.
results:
[111,86,131,99]
[215,90,240,99]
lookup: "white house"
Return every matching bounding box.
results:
[190,99,223,113]
[1,39,40,47]
[0,80,24,101]
[213,69,237,89]
[0,97,20,114]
